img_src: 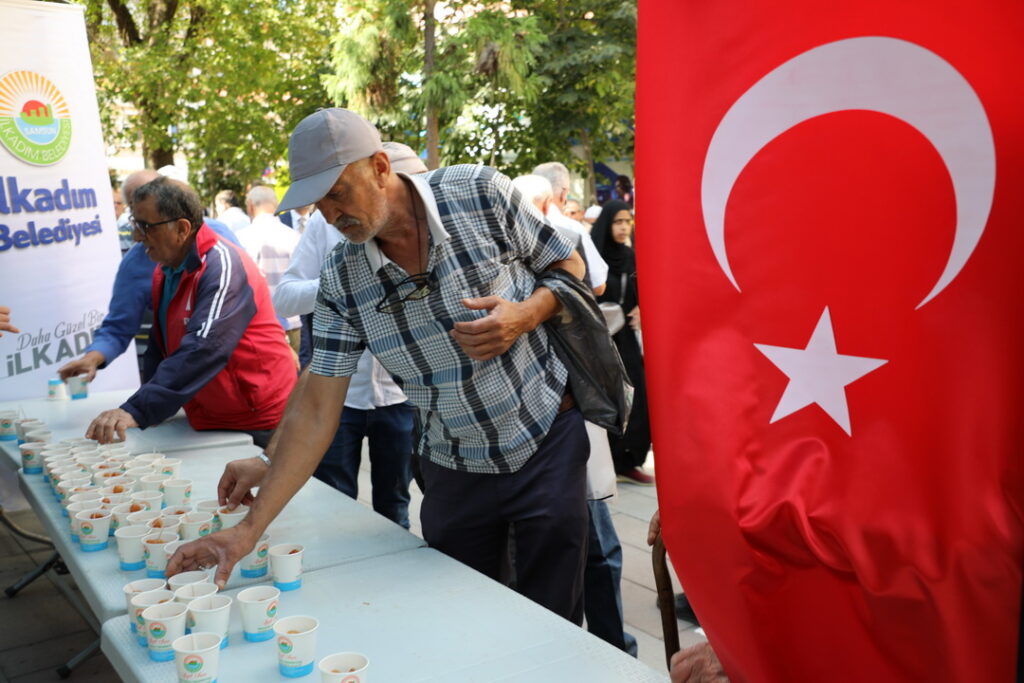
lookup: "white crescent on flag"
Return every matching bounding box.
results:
[700,36,996,308]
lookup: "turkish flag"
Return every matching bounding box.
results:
[637,3,1024,682]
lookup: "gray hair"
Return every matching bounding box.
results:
[215,189,241,208]
[133,177,204,233]
[511,174,553,209]
[532,161,570,195]
[121,169,160,204]
[246,185,278,210]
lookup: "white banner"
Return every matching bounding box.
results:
[0,0,139,400]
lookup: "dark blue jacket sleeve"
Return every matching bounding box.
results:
[120,242,257,428]
[86,243,154,366]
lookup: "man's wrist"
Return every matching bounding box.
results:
[256,452,271,467]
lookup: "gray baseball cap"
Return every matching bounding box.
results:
[278,108,383,213]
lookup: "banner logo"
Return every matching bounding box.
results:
[0,72,72,166]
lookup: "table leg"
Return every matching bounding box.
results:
[4,549,60,597]
[56,638,101,679]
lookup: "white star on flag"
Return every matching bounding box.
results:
[754,307,887,435]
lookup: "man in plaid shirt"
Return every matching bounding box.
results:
[172,109,592,624]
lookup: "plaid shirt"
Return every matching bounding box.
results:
[310,165,575,473]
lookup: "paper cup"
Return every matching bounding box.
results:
[139,473,171,493]
[66,374,89,400]
[162,479,193,507]
[217,504,248,530]
[273,616,319,678]
[174,581,218,605]
[130,588,175,645]
[111,503,138,534]
[47,377,68,400]
[130,490,163,511]
[168,570,211,593]
[194,500,221,532]
[115,525,152,571]
[123,578,167,633]
[19,442,45,473]
[163,540,186,567]
[269,543,304,591]
[187,595,232,649]
[63,437,95,447]
[142,531,180,578]
[319,653,369,683]
[25,429,53,444]
[162,505,193,518]
[66,500,102,542]
[157,457,183,478]
[240,533,270,578]
[147,515,181,535]
[134,452,166,464]
[76,510,112,551]
[173,632,222,682]
[127,509,161,528]
[180,512,215,541]
[142,601,188,661]
[237,585,280,642]
[124,466,156,480]
[0,412,18,441]
[15,418,44,442]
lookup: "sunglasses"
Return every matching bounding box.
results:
[376,271,438,314]
[130,216,184,237]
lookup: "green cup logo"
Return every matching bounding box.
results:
[80,522,94,536]
[149,622,166,639]
[0,71,72,166]
[277,637,293,654]
[198,523,211,536]
[257,544,268,559]
[24,452,34,462]
[183,655,203,673]
[266,600,278,618]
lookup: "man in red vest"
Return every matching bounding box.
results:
[85,177,296,447]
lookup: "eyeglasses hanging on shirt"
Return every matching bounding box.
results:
[375,177,435,314]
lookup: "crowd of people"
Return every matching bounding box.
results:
[2,108,701,678]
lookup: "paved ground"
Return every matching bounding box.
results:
[0,452,702,681]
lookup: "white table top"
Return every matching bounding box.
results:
[0,391,254,471]
[18,443,425,623]
[102,547,668,682]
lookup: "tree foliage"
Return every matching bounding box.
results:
[80,0,335,200]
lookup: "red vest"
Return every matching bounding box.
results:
[151,224,296,431]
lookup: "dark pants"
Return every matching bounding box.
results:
[584,499,638,656]
[246,430,274,450]
[298,313,314,370]
[419,408,590,624]
[312,403,414,528]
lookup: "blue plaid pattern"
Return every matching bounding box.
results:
[310,165,575,473]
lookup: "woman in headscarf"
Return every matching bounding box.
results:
[591,201,653,485]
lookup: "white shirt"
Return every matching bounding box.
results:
[218,206,250,234]
[546,203,608,289]
[288,210,311,233]
[237,213,302,330]
[274,209,407,410]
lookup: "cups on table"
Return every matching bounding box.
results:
[76,509,112,551]
[123,578,167,632]
[130,588,175,645]
[237,585,280,642]
[66,500,102,542]
[139,473,171,493]
[142,601,188,661]
[216,504,248,530]
[47,377,68,400]
[19,442,45,473]
[127,509,161,530]
[173,632,222,682]
[111,503,137,535]
[147,515,181,535]
[274,616,319,678]
[180,512,214,541]
[142,531,180,578]
[174,582,218,605]
[0,411,16,441]
[194,501,221,532]
[240,533,270,578]
[167,570,210,593]
[161,479,193,507]
[24,428,53,444]
[66,374,89,400]
[115,525,152,571]
[186,595,232,649]
[269,543,304,591]
[319,653,369,683]
[15,418,44,443]
[130,490,163,511]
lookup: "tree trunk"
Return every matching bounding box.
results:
[147,147,175,170]
[580,129,596,206]
[423,0,439,169]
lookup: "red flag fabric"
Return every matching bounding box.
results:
[637,3,1024,681]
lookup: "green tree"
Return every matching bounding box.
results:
[81,0,336,199]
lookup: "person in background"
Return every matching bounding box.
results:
[614,175,634,207]
[582,204,602,228]
[279,203,314,233]
[81,177,296,447]
[214,189,251,234]
[563,198,583,223]
[591,200,653,485]
[269,141,425,528]
[59,170,241,384]
[238,185,302,356]
[0,306,17,336]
